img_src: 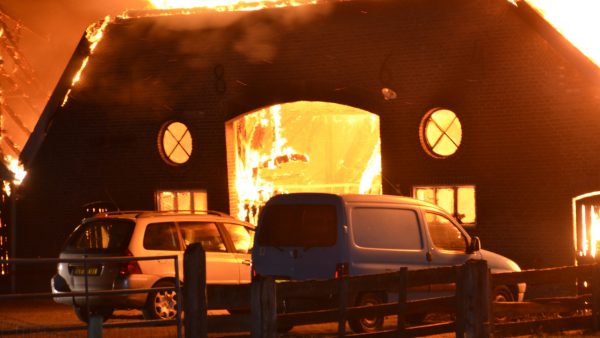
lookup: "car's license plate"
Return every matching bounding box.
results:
[71,266,100,276]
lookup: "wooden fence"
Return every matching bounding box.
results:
[183,243,600,337]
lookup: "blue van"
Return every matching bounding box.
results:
[252,193,525,332]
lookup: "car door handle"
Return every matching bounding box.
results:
[242,260,252,266]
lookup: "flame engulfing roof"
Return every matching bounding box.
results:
[525,0,600,67]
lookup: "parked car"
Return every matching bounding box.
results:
[252,193,525,333]
[51,210,255,322]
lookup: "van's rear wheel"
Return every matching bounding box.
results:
[348,292,384,333]
[143,280,179,320]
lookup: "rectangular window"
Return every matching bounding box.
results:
[179,222,226,252]
[143,222,180,251]
[257,204,337,247]
[64,219,135,254]
[351,207,422,250]
[156,190,207,212]
[413,185,476,226]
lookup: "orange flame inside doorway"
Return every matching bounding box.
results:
[573,192,600,262]
[227,102,382,223]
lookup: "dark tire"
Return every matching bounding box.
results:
[492,285,514,322]
[73,306,113,323]
[492,285,514,303]
[143,280,179,320]
[348,292,385,333]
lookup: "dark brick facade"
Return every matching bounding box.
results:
[14,0,600,280]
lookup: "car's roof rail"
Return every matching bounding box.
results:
[94,210,235,218]
[138,210,234,218]
[93,210,148,217]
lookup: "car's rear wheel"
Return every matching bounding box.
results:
[73,306,113,323]
[143,280,179,320]
[348,292,385,333]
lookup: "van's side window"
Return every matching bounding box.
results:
[425,212,466,251]
[351,208,423,250]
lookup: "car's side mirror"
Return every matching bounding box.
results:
[468,236,481,253]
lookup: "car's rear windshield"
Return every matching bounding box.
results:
[63,219,135,254]
[257,204,337,247]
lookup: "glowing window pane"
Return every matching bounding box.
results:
[159,121,192,165]
[158,191,175,211]
[193,192,208,211]
[177,192,191,211]
[457,187,476,224]
[415,188,435,205]
[421,109,462,158]
[436,188,455,214]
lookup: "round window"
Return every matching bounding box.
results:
[420,108,462,158]
[159,121,193,165]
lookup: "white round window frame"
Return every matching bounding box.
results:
[158,121,193,166]
[419,108,462,159]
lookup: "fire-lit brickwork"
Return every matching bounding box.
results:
[9,0,600,291]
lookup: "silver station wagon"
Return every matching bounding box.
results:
[51,210,254,322]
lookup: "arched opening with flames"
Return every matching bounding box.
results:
[226,101,382,223]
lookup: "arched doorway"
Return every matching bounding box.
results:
[226,101,381,223]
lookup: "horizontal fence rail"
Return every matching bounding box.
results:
[243,261,600,338]
[0,255,182,338]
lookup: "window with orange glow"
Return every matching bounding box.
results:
[158,121,193,165]
[414,186,476,225]
[420,109,462,158]
[226,101,382,223]
[156,190,207,212]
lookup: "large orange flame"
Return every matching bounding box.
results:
[145,0,316,11]
[526,0,600,67]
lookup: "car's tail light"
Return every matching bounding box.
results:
[119,250,142,276]
[335,263,348,279]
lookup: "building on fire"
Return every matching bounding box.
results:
[3,0,600,291]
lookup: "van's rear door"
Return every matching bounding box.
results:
[253,194,344,280]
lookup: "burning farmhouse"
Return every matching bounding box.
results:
[4,0,600,290]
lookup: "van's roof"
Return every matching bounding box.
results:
[269,192,441,209]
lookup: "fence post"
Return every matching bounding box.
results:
[87,314,102,338]
[397,267,408,337]
[184,243,207,338]
[592,263,600,331]
[456,260,491,338]
[251,276,277,338]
